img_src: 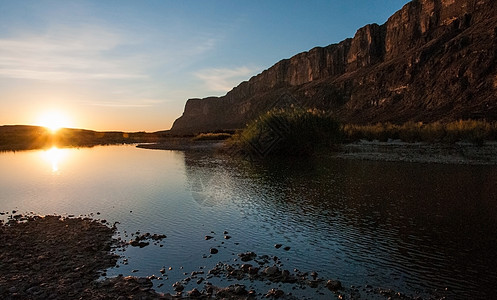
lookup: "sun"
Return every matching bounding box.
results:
[37,110,72,132]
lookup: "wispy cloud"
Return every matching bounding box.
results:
[83,98,164,108]
[194,66,260,93]
[0,26,147,81]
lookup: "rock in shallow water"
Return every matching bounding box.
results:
[326,279,343,291]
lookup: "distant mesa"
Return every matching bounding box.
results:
[171,0,497,135]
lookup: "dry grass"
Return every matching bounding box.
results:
[192,132,232,141]
[343,120,497,144]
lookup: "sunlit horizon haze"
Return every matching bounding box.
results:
[1,0,409,132]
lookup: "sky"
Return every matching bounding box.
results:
[0,0,410,132]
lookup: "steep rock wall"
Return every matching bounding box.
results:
[171,0,497,134]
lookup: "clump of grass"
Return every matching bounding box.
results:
[192,132,232,141]
[229,108,342,157]
[343,120,497,144]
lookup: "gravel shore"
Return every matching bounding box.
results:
[0,214,168,300]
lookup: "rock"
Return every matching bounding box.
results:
[248,266,259,275]
[264,266,280,276]
[128,240,149,248]
[233,285,247,295]
[238,251,257,262]
[172,282,184,292]
[188,288,202,297]
[265,288,285,298]
[170,0,497,135]
[310,271,318,279]
[326,279,343,291]
[240,264,252,272]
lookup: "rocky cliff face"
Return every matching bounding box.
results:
[171,0,497,134]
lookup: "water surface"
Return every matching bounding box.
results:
[1,145,496,299]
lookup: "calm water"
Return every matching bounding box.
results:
[1,145,496,299]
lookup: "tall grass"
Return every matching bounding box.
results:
[228,108,342,157]
[192,132,232,141]
[343,120,497,144]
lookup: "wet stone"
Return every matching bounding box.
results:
[238,251,257,262]
[265,288,285,298]
[326,279,343,291]
[264,266,280,276]
[172,282,184,292]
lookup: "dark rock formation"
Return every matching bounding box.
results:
[171,0,497,134]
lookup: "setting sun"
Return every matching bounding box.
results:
[37,110,73,132]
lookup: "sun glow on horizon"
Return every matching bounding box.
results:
[36,110,73,132]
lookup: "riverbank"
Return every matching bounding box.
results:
[335,140,497,165]
[138,137,497,165]
[138,138,225,151]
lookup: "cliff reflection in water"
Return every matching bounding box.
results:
[183,151,497,298]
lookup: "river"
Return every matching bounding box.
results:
[1,145,496,299]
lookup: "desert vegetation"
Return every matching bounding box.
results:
[227,113,497,158]
[227,108,342,156]
[192,132,232,141]
[343,120,497,144]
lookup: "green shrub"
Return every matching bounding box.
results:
[230,108,342,157]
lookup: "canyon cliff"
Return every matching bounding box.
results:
[171,0,497,134]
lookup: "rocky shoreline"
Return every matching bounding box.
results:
[0,214,166,299]
[0,213,440,300]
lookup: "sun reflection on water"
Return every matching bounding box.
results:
[41,147,69,173]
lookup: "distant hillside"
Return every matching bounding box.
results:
[0,125,159,151]
[171,0,497,134]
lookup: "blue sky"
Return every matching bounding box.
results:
[0,0,409,131]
